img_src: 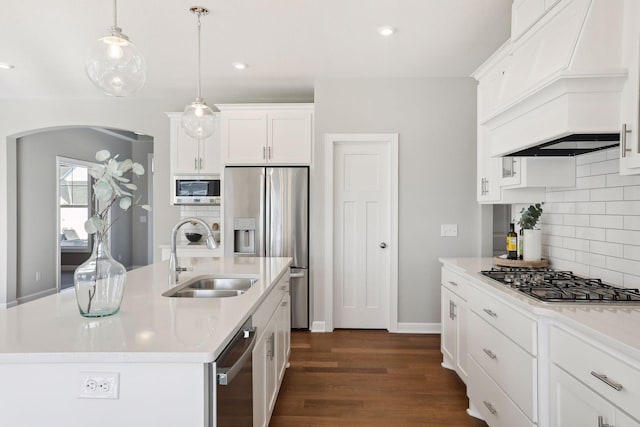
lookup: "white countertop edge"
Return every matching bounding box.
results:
[439,257,640,363]
[0,257,293,364]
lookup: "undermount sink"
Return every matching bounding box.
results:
[162,275,258,298]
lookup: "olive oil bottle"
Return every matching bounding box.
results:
[507,223,518,259]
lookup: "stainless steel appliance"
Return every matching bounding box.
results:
[173,176,221,205]
[224,167,309,328]
[481,267,640,303]
[212,317,256,426]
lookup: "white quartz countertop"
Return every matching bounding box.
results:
[440,257,640,360]
[0,256,292,364]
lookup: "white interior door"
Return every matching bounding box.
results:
[332,139,392,329]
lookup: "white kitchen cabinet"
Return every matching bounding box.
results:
[550,365,640,427]
[550,325,640,423]
[218,104,313,165]
[466,282,538,425]
[440,267,469,383]
[620,0,640,175]
[467,357,534,427]
[167,112,221,175]
[253,272,290,427]
[276,292,291,383]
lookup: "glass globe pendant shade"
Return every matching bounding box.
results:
[182,98,215,139]
[85,27,146,97]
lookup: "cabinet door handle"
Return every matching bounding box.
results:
[483,308,498,318]
[199,158,203,170]
[449,300,453,320]
[483,401,497,415]
[621,123,632,158]
[483,348,497,360]
[267,332,275,361]
[598,416,614,427]
[263,146,266,160]
[448,281,458,287]
[268,146,272,159]
[451,302,457,320]
[591,371,623,391]
[194,157,198,170]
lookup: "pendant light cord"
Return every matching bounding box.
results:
[196,11,202,100]
[113,0,118,29]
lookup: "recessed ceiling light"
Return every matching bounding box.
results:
[0,62,15,70]
[377,26,396,37]
[232,62,248,70]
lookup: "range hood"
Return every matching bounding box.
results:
[478,0,629,158]
[504,133,620,157]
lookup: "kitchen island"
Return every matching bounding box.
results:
[0,256,291,426]
[440,257,640,427]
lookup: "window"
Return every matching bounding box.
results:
[59,161,92,252]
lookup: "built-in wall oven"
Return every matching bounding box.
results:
[210,317,256,426]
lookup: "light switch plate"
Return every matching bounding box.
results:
[440,224,458,237]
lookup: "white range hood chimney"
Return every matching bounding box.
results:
[476,0,630,157]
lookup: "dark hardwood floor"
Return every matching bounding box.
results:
[270,330,488,427]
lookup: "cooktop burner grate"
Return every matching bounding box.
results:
[480,267,640,303]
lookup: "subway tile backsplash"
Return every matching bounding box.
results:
[512,148,640,288]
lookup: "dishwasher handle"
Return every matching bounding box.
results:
[216,327,257,386]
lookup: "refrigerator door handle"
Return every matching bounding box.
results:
[265,168,271,257]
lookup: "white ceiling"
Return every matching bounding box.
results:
[0,0,511,101]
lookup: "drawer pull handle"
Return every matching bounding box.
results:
[483,400,497,415]
[448,281,458,287]
[483,348,497,360]
[483,308,497,318]
[598,415,614,427]
[591,371,623,391]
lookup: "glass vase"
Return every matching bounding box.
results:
[74,237,126,317]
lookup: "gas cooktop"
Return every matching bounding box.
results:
[480,267,640,304]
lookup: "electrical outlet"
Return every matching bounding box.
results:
[440,224,458,237]
[78,372,119,399]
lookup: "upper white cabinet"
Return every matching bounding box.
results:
[620,0,640,175]
[166,112,221,175]
[217,104,314,165]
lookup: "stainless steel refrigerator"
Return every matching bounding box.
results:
[224,167,309,329]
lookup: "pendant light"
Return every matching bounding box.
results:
[181,6,215,139]
[85,0,146,97]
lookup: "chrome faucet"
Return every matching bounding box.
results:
[169,217,218,286]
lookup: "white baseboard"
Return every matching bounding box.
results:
[395,322,441,334]
[17,288,57,305]
[309,321,441,334]
[0,300,18,309]
[310,321,328,332]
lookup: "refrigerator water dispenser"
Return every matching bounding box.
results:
[233,218,256,254]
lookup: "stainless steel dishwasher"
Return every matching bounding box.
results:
[211,317,256,426]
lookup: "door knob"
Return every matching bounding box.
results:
[380,242,387,249]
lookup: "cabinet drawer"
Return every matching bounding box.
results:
[441,267,469,300]
[468,286,537,355]
[550,326,640,421]
[469,311,537,421]
[253,276,289,339]
[468,357,534,427]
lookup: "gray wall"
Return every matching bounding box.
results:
[16,128,152,299]
[312,77,485,326]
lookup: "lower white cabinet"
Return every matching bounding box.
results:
[550,365,640,427]
[253,273,290,427]
[550,325,640,426]
[441,267,470,383]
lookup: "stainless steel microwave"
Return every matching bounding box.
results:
[173,176,221,205]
